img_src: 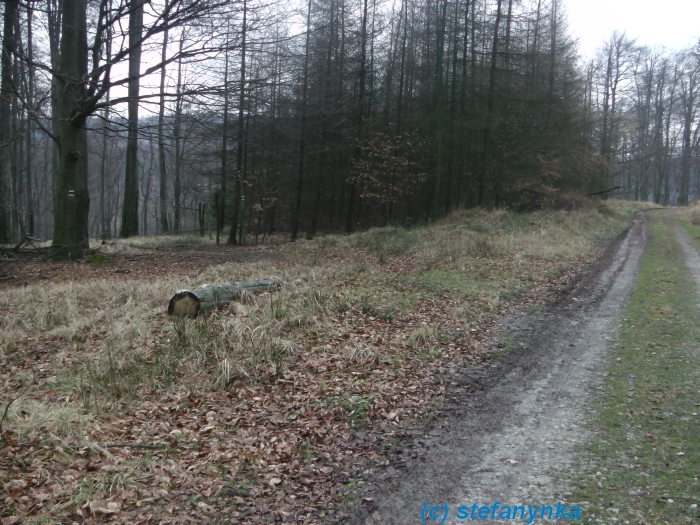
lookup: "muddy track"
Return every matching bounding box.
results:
[348,212,651,524]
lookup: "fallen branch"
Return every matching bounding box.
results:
[103,443,169,449]
[522,188,548,196]
[84,241,107,256]
[587,186,621,196]
[168,277,283,318]
[0,384,32,445]
[12,234,29,253]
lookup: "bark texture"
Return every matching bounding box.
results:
[50,0,90,260]
[168,277,282,318]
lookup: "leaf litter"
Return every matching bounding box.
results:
[0,205,642,523]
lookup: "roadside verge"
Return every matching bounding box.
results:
[569,211,700,524]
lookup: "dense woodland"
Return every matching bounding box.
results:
[0,0,699,256]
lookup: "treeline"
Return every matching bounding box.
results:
[588,32,700,205]
[0,0,699,254]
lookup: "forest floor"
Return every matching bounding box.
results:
[0,236,290,289]
[0,200,666,524]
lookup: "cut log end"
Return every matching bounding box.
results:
[168,277,283,318]
[168,290,201,318]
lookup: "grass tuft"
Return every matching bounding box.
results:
[679,199,700,225]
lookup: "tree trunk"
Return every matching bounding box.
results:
[219,22,230,234]
[173,39,185,232]
[504,0,512,68]
[445,0,460,214]
[100,102,110,238]
[679,61,696,206]
[240,109,251,245]
[99,2,112,239]
[47,0,61,235]
[457,0,471,207]
[25,3,35,237]
[478,0,503,207]
[292,0,311,242]
[228,0,247,245]
[158,24,169,233]
[388,0,409,222]
[141,139,151,235]
[679,101,694,206]
[0,0,19,244]
[168,277,282,318]
[10,16,21,241]
[49,0,90,260]
[346,0,369,234]
[120,0,144,238]
[431,0,448,220]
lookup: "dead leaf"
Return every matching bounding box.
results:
[96,501,120,515]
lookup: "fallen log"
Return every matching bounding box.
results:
[586,186,621,196]
[168,277,282,318]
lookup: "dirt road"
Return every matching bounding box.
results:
[350,212,651,524]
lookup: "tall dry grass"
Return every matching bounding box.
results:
[680,200,700,225]
[1,201,650,443]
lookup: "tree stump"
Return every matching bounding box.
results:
[168,277,282,318]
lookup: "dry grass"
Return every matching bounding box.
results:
[0,200,653,521]
[2,202,647,403]
[4,203,644,400]
[679,199,700,225]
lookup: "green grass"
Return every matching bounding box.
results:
[326,394,375,428]
[170,235,205,246]
[83,253,112,266]
[358,227,419,256]
[569,213,700,524]
[676,215,700,243]
[415,270,471,292]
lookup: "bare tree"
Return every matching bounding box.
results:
[227,0,247,245]
[677,50,699,205]
[41,0,228,258]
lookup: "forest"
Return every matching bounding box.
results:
[0,0,699,258]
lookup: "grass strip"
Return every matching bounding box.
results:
[571,212,700,524]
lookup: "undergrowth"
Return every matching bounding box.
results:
[1,200,650,444]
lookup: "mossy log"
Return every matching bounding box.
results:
[168,277,282,318]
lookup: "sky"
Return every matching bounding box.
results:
[564,0,700,60]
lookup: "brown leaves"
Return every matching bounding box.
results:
[0,208,616,524]
[349,132,428,204]
[0,242,289,290]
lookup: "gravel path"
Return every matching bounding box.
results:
[351,212,651,524]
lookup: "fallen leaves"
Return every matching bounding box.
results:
[0,291,478,523]
[0,210,618,524]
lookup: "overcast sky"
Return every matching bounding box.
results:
[564,0,700,60]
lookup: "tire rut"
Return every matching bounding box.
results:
[351,212,650,525]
